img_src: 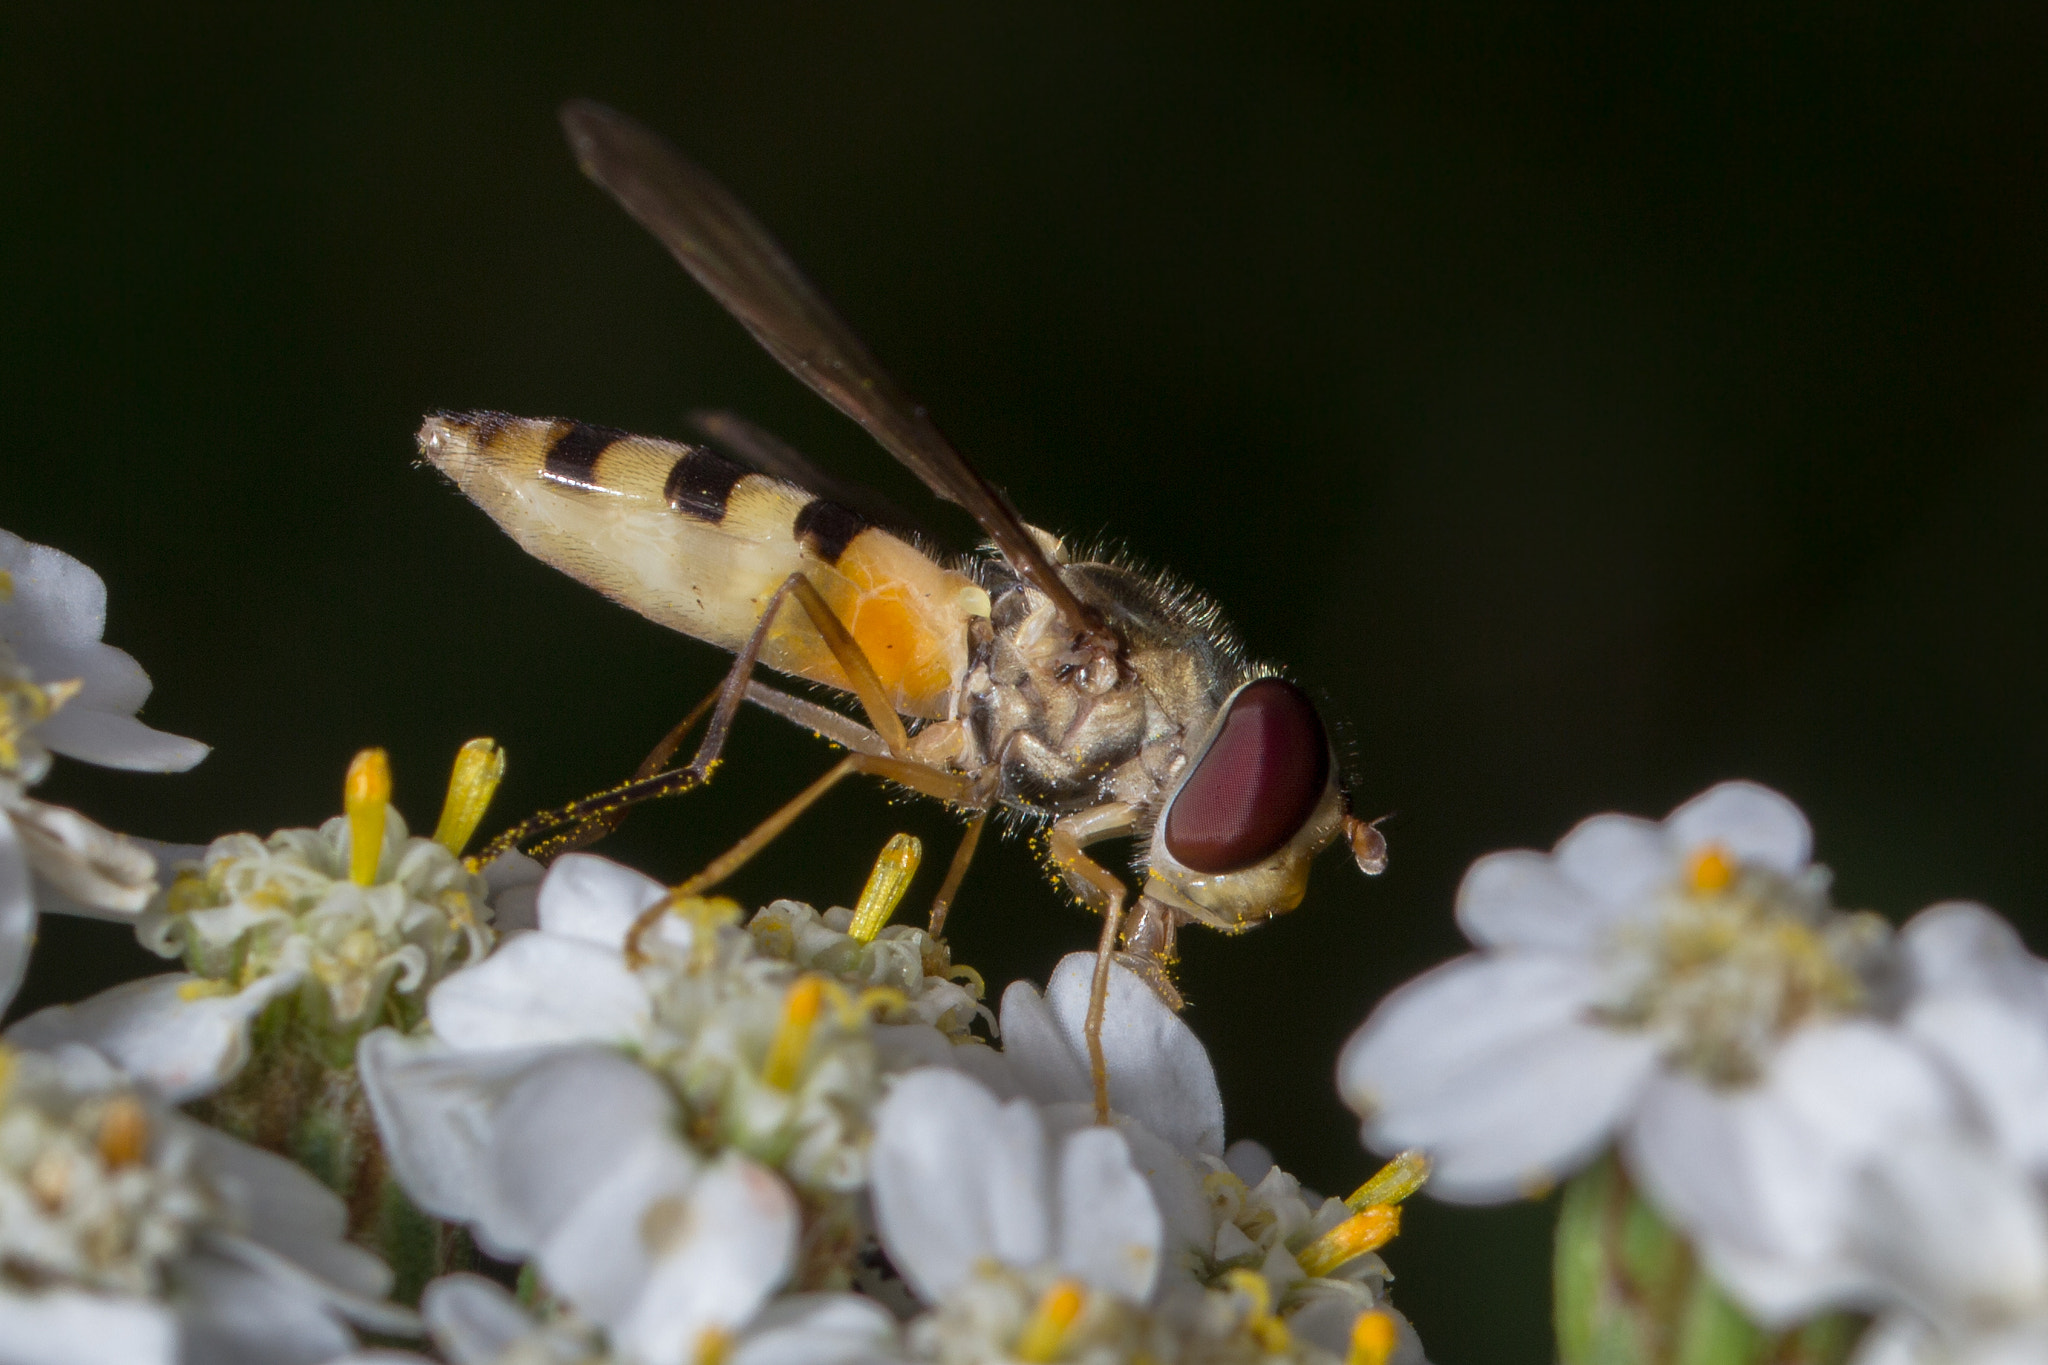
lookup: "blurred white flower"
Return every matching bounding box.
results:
[1337,781,1953,1323]
[0,1040,414,1365]
[0,529,207,1011]
[400,1273,904,1365]
[365,1040,800,1365]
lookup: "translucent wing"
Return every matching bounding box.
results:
[685,408,924,542]
[559,98,1106,641]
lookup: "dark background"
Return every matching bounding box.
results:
[7,5,2047,1360]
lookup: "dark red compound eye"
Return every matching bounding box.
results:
[1162,678,1332,874]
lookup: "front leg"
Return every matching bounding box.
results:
[1047,804,1138,1124]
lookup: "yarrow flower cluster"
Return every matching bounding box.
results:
[18,515,2048,1365]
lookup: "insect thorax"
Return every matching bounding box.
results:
[962,555,1252,817]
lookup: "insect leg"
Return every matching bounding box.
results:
[1047,805,1140,1124]
[924,808,988,937]
[623,751,974,962]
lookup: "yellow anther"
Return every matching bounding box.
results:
[1345,1310,1399,1365]
[0,1043,15,1106]
[1297,1205,1401,1278]
[1688,843,1736,894]
[1345,1149,1431,1212]
[176,978,236,1002]
[762,976,826,1090]
[849,833,923,943]
[96,1095,150,1168]
[1220,1268,1292,1352]
[0,568,11,599]
[432,738,505,856]
[692,1327,733,1365]
[949,963,987,997]
[1015,1278,1086,1363]
[344,748,392,887]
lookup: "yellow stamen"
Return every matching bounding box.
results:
[0,1043,15,1105]
[344,748,392,886]
[1015,1278,1086,1362]
[949,963,987,997]
[762,976,825,1090]
[177,978,236,1002]
[0,568,11,599]
[1297,1205,1401,1278]
[848,833,922,943]
[1345,1149,1431,1212]
[1345,1310,1399,1365]
[432,738,505,855]
[692,1326,733,1365]
[96,1095,150,1168]
[1221,1268,1292,1353]
[1688,843,1735,893]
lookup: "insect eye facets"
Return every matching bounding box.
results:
[1161,679,1331,875]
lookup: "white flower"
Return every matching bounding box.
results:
[132,810,501,1042]
[1338,781,1950,1323]
[872,1068,1422,1365]
[407,1273,904,1365]
[0,530,207,778]
[364,1039,800,1365]
[0,1040,414,1364]
[0,530,206,1012]
[394,853,976,1196]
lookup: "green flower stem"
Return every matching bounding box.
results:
[1555,1154,1863,1365]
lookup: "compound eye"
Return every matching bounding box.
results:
[1162,678,1331,874]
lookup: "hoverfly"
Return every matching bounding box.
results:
[420,100,1387,1117]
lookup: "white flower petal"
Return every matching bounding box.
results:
[1457,849,1628,951]
[1850,1131,2048,1330]
[11,799,156,917]
[1901,901,2048,1009]
[1552,812,1672,909]
[173,1244,361,1365]
[732,1294,902,1365]
[483,1047,687,1263]
[420,1275,536,1365]
[0,1287,176,1365]
[0,816,32,1013]
[1908,993,2048,1172]
[614,1155,798,1365]
[1055,1125,1164,1303]
[356,1029,558,1229]
[35,704,209,774]
[1040,1102,1212,1266]
[1340,952,1657,1202]
[871,1069,1052,1304]
[1663,781,1811,874]
[5,971,300,1103]
[1628,1023,1954,1325]
[535,853,671,949]
[0,530,109,647]
[188,1125,392,1301]
[1044,953,1223,1156]
[427,931,649,1052]
[478,852,545,934]
[999,977,1089,1105]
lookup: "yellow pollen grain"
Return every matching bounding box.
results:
[1015,1278,1086,1363]
[849,832,922,943]
[433,737,505,855]
[762,976,825,1090]
[1346,1310,1399,1365]
[1346,1149,1431,1212]
[344,748,392,887]
[96,1096,150,1168]
[1687,843,1736,894]
[1297,1205,1401,1278]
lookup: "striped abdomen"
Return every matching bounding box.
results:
[419,411,989,719]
